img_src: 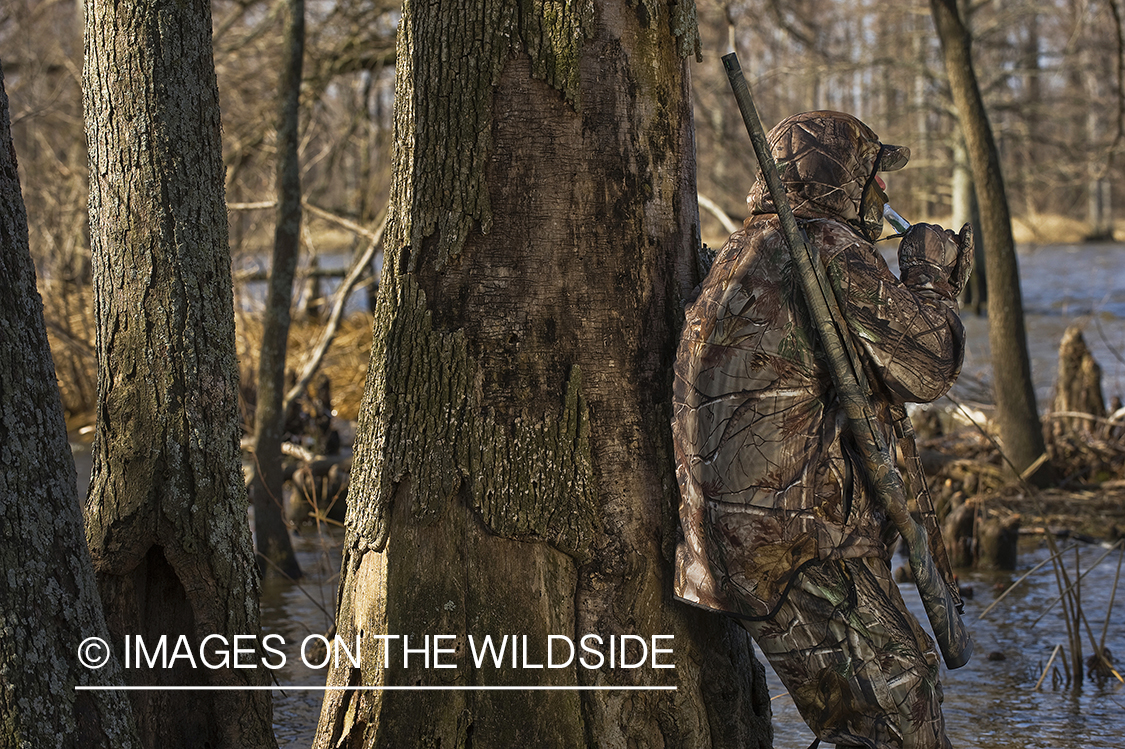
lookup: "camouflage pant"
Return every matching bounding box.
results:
[741,557,951,749]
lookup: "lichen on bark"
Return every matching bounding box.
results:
[318,0,773,745]
[348,271,597,559]
[81,0,276,745]
[0,61,141,749]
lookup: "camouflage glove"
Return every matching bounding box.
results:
[898,222,974,298]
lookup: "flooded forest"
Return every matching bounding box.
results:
[2,0,1124,747]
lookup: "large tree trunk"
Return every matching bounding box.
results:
[83,1,277,746]
[312,1,772,747]
[248,0,304,579]
[0,61,141,749]
[930,0,1053,483]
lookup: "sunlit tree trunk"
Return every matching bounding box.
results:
[83,0,278,745]
[930,0,1052,482]
[951,132,986,315]
[248,0,305,579]
[312,1,772,747]
[0,61,141,749]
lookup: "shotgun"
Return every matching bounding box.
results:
[721,53,972,669]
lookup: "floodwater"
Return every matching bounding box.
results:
[757,241,1125,747]
[265,533,1125,748]
[70,243,1125,746]
[260,528,344,748]
[767,538,1125,748]
[897,242,1125,408]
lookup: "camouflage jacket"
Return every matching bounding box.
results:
[672,112,965,620]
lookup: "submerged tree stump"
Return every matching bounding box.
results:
[976,513,1020,570]
[1051,325,1106,438]
[941,502,1019,570]
[943,503,976,569]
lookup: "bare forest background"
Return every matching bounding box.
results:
[3,0,1121,433]
[2,1,1124,746]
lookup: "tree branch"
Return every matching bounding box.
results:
[283,207,387,413]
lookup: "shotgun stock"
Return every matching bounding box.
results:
[721,52,972,669]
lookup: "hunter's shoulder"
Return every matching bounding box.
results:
[802,216,873,248]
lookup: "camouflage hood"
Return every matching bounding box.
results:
[747,111,909,241]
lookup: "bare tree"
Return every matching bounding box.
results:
[0,59,141,749]
[930,0,1052,481]
[82,0,278,745]
[1083,0,1123,239]
[310,1,772,747]
[2,0,95,420]
[247,0,305,579]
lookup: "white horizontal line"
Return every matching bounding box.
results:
[76,685,677,692]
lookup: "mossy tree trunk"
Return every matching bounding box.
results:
[312,1,772,747]
[930,0,1052,483]
[248,0,304,580]
[83,1,277,746]
[0,61,141,749]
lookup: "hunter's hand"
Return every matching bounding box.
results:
[898,222,974,298]
[950,222,974,296]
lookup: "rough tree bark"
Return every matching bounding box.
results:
[311,1,772,747]
[0,60,141,749]
[930,0,1053,482]
[83,1,277,746]
[248,0,305,579]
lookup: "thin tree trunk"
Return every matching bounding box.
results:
[1086,65,1115,240]
[0,60,141,749]
[951,131,986,315]
[913,10,933,218]
[1086,0,1122,240]
[312,1,772,747]
[248,0,305,579]
[82,1,277,746]
[930,0,1053,482]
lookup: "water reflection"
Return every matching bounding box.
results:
[263,533,1123,748]
[261,528,344,748]
[765,539,1125,748]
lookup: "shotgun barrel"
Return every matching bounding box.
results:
[721,52,972,669]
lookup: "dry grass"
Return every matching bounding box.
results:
[905,213,1122,246]
[42,281,375,435]
[234,311,374,423]
[41,284,98,433]
[921,416,1125,540]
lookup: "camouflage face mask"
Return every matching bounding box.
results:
[859,144,902,241]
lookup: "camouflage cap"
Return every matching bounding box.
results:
[748,110,909,241]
